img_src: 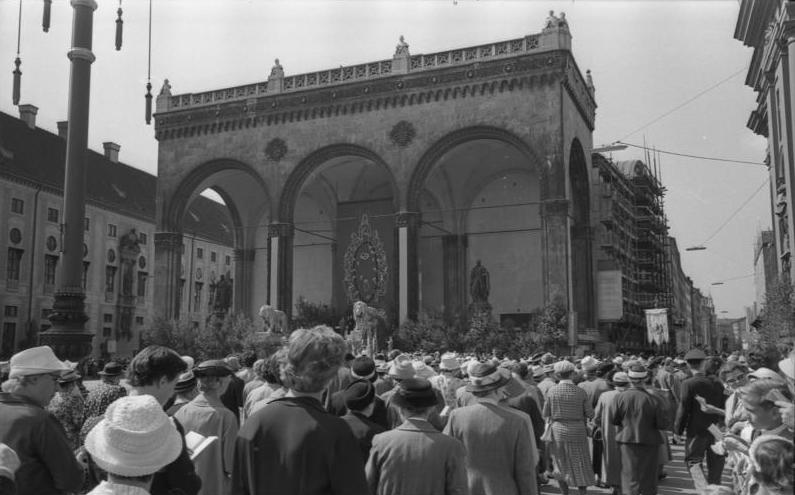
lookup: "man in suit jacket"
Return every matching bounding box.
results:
[444,363,537,495]
[673,349,726,485]
[613,364,669,495]
[366,378,467,495]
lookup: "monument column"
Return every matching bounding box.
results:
[268,222,294,315]
[153,232,183,319]
[442,234,468,319]
[39,0,98,361]
[233,248,256,316]
[396,211,420,323]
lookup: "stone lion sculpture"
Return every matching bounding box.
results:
[352,301,388,356]
[258,304,288,334]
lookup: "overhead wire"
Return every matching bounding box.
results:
[616,67,746,142]
[615,141,766,167]
[698,177,770,247]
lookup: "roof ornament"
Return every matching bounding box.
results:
[270,58,284,79]
[159,78,172,97]
[395,35,410,57]
[543,10,569,31]
[586,69,595,95]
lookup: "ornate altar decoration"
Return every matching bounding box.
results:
[349,300,388,357]
[468,259,492,320]
[343,214,388,305]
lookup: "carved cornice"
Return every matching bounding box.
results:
[562,58,597,131]
[154,51,571,141]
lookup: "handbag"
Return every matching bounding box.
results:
[540,420,553,442]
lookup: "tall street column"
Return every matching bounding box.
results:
[442,234,468,319]
[784,34,795,281]
[153,232,183,319]
[541,198,573,342]
[233,248,255,316]
[268,222,294,315]
[40,0,97,361]
[396,211,420,324]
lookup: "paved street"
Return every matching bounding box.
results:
[541,442,731,494]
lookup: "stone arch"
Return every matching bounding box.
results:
[278,144,399,223]
[569,137,594,329]
[407,126,543,213]
[163,158,271,237]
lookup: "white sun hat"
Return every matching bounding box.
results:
[85,395,182,477]
[9,346,70,378]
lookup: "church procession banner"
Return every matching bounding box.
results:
[645,308,670,345]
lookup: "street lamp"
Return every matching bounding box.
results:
[711,282,724,286]
[686,245,707,251]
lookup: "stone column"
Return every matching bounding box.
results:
[268,223,294,315]
[784,36,795,281]
[396,212,420,324]
[40,0,98,361]
[233,248,256,317]
[541,197,571,315]
[442,234,468,319]
[153,232,183,320]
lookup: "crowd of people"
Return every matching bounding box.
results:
[0,330,793,495]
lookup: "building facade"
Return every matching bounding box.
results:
[153,14,600,347]
[668,237,694,353]
[0,109,234,360]
[735,0,795,284]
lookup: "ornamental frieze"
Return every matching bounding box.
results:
[154,51,572,141]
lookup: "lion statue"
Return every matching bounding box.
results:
[258,304,288,334]
[351,301,389,356]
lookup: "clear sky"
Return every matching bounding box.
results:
[0,0,769,319]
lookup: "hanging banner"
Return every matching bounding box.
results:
[645,308,669,345]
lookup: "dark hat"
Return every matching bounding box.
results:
[98,362,123,376]
[194,360,233,377]
[174,371,197,393]
[684,349,707,361]
[344,352,356,362]
[351,356,376,381]
[57,369,81,384]
[392,377,438,409]
[343,380,375,411]
[595,362,614,377]
[466,362,511,393]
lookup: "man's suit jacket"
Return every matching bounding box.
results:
[328,390,389,430]
[444,401,537,495]
[673,374,725,437]
[612,387,668,445]
[342,411,386,463]
[366,418,467,495]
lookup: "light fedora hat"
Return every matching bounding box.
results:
[85,395,182,477]
[9,346,70,378]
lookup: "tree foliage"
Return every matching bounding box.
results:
[141,313,271,360]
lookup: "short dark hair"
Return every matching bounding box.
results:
[240,351,257,368]
[128,345,186,387]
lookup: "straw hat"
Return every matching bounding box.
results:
[85,395,182,477]
[9,346,70,378]
[388,356,415,380]
[57,369,81,384]
[553,360,576,375]
[580,356,600,372]
[466,363,511,393]
[439,353,459,371]
[412,361,437,380]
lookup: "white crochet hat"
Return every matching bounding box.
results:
[85,395,182,477]
[9,346,70,378]
[0,443,20,481]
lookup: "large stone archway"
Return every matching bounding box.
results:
[154,159,271,320]
[154,15,597,341]
[273,144,399,320]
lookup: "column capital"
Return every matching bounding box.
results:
[540,198,570,217]
[268,222,294,238]
[395,211,421,229]
[71,0,98,10]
